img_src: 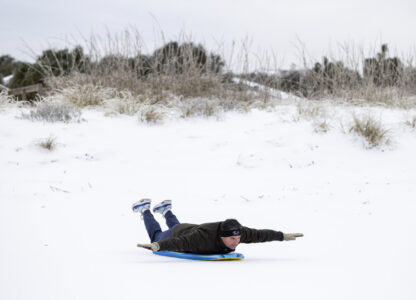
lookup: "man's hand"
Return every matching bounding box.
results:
[137,242,160,251]
[283,233,304,241]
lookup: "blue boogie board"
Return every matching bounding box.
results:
[153,251,244,261]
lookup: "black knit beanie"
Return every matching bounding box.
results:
[220,219,242,237]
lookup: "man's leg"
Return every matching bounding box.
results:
[142,210,163,242]
[154,227,175,242]
[164,210,180,229]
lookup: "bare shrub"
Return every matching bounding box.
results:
[294,102,326,121]
[22,101,81,122]
[0,90,15,109]
[179,98,221,118]
[405,116,416,128]
[313,120,330,133]
[114,100,142,115]
[139,106,164,124]
[37,136,57,151]
[101,94,235,119]
[349,115,389,148]
[51,83,116,107]
[357,86,407,105]
[173,74,225,99]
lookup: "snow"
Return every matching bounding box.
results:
[0,103,415,300]
[3,74,13,85]
[232,77,299,100]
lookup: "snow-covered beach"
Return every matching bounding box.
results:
[1,101,415,300]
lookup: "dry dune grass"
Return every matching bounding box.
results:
[313,120,331,133]
[349,115,389,148]
[17,29,415,129]
[0,91,16,109]
[405,116,416,128]
[292,102,327,122]
[37,136,57,151]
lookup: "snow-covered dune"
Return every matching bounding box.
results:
[0,103,415,300]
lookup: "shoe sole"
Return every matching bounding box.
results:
[153,200,172,213]
[132,199,151,212]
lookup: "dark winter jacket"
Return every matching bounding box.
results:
[157,222,284,254]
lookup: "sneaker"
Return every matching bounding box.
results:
[152,200,172,216]
[132,198,151,214]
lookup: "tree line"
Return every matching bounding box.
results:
[2,43,414,97]
[0,41,225,89]
[240,44,415,97]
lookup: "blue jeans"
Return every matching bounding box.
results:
[143,210,180,242]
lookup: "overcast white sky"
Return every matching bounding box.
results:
[1,0,415,70]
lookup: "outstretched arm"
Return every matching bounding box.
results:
[240,226,303,243]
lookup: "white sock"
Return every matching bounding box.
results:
[141,207,150,214]
[162,208,171,216]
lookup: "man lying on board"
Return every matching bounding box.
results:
[133,199,303,254]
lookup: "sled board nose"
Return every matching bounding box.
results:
[153,251,244,261]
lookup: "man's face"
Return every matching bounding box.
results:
[221,235,241,250]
